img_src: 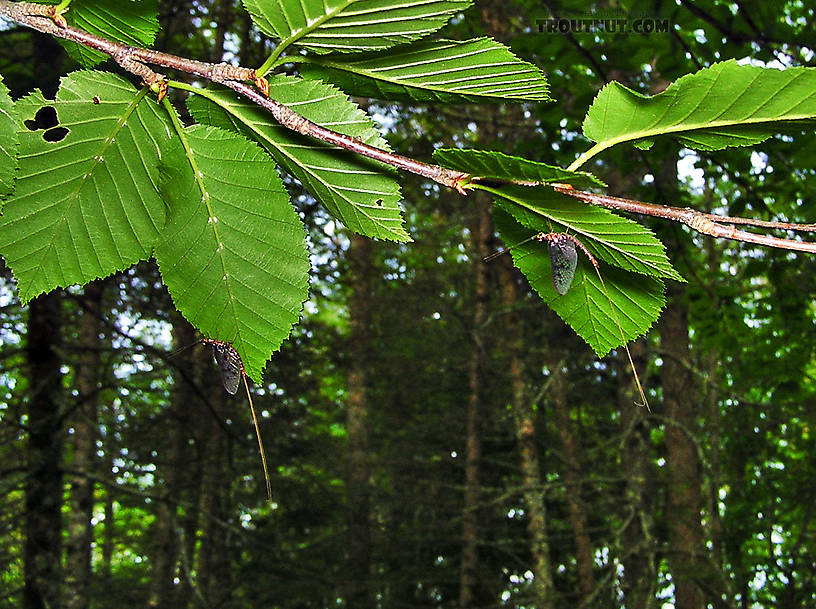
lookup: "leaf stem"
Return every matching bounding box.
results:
[567,143,607,171]
[256,45,286,78]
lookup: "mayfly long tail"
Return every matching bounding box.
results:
[243,374,273,500]
[592,267,650,410]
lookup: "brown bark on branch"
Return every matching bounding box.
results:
[552,186,816,254]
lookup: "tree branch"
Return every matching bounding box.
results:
[1,0,814,252]
[552,185,816,254]
[0,0,469,192]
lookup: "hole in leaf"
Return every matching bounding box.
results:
[43,127,69,142]
[24,106,59,131]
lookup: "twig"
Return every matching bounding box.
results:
[0,0,469,192]
[552,185,816,254]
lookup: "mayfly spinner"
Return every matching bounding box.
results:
[484,232,648,408]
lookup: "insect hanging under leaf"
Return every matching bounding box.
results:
[484,231,596,296]
[484,230,648,409]
[545,233,579,295]
[205,339,243,394]
[202,338,273,498]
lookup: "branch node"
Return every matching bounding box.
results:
[254,75,269,98]
[113,48,166,98]
[51,5,68,28]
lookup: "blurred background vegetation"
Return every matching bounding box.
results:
[2,1,816,608]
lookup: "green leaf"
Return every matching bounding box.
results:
[154,125,310,383]
[0,70,175,303]
[583,60,816,153]
[0,75,18,197]
[32,0,160,68]
[301,38,550,103]
[486,185,684,282]
[433,149,605,189]
[494,209,665,356]
[243,0,471,55]
[187,76,409,242]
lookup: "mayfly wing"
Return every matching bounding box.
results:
[546,233,579,295]
[206,340,243,395]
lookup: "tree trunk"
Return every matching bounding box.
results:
[618,341,658,609]
[24,292,64,609]
[101,491,114,585]
[197,382,233,608]
[148,316,198,608]
[345,233,372,608]
[459,199,491,609]
[661,287,705,609]
[550,365,595,603]
[498,260,556,608]
[65,280,106,609]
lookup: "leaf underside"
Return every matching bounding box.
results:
[494,209,665,356]
[34,0,161,68]
[243,0,472,54]
[301,38,550,103]
[434,148,606,189]
[0,75,18,197]
[188,76,409,242]
[0,71,174,303]
[490,186,684,282]
[154,124,310,383]
[584,59,816,152]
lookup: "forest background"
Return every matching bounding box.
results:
[2,1,816,608]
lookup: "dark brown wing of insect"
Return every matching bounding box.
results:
[547,234,579,295]
[210,343,243,395]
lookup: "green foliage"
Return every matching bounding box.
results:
[583,59,816,154]
[0,75,17,197]
[154,125,310,383]
[434,150,681,350]
[5,2,816,608]
[300,38,550,103]
[434,148,604,188]
[493,208,666,356]
[0,0,814,374]
[0,71,173,303]
[187,77,409,242]
[487,186,683,281]
[33,0,160,68]
[243,0,473,55]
